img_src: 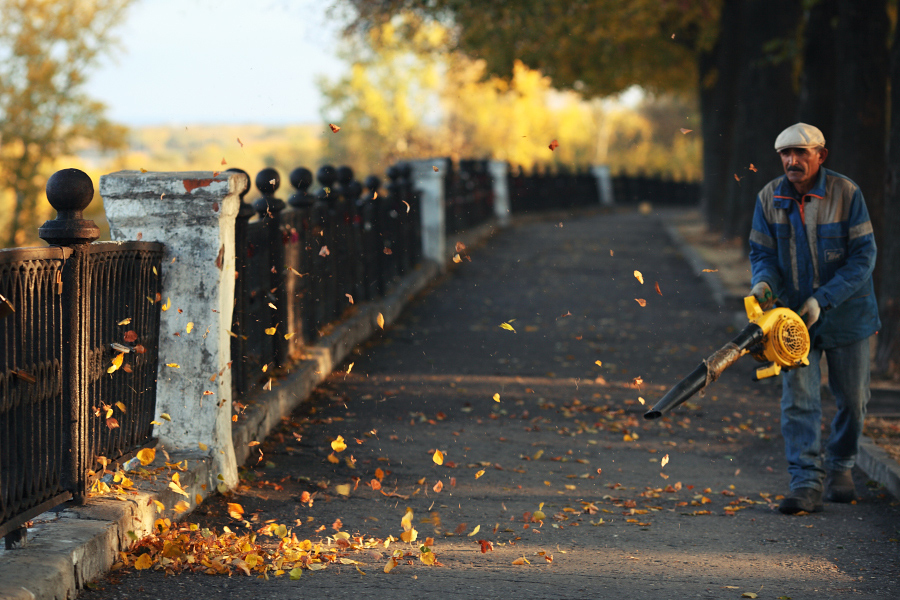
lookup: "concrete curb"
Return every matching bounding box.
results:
[0,219,500,600]
[858,436,900,500]
[660,219,730,308]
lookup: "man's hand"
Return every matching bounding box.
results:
[797,296,821,328]
[750,282,775,310]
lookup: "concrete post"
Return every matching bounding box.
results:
[591,165,614,206]
[98,170,249,489]
[487,160,510,227]
[410,159,448,269]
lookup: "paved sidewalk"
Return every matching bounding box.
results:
[9,208,900,600]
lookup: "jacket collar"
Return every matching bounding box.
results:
[773,167,828,209]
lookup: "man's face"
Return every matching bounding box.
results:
[779,147,827,192]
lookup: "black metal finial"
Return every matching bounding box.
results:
[253,168,285,218]
[317,165,337,188]
[336,166,354,186]
[38,168,100,245]
[386,164,401,181]
[288,167,314,209]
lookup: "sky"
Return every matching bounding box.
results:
[88,0,348,125]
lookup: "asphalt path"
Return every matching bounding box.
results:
[79,209,900,600]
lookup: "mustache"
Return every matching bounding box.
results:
[787,166,803,172]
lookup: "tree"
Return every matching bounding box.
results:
[0,0,131,248]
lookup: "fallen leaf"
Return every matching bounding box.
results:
[165,363,180,368]
[661,454,669,468]
[169,480,189,498]
[475,470,485,479]
[345,293,354,304]
[493,393,500,403]
[198,442,208,451]
[123,330,138,342]
[512,556,530,565]
[161,297,171,311]
[134,553,152,570]
[734,174,742,182]
[186,322,193,334]
[433,449,444,465]
[433,480,443,493]
[107,353,124,374]
[403,200,410,213]
[264,326,277,335]
[680,128,693,134]
[478,540,494,553]
[467,524,480,536]
[701,268,719,273]
[289,567,302,580]
[549,139,559,151]
[638,396,645,405]
[160,413,172,421]
[595,360,602,367]
[749,163,758,172]
[173,500,190,513]
[329,123,341,133]
[634,270,644,284]
[635,298,647,307]
[335,483,351,496]
[452,254,462,263]
[384,557,398,573]
[228,502,244,519]
[499,322,516,333]
[377,313,385,329]
[136,448,155,466]
[105,417,119,429]
[319,245,330,257]
[332,435,347,452]
[433,165,439,172]
[117,317,132,326]
[115,401,126,413]
[742,594,758,599]
[655,281,662,295]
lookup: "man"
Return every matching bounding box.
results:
[749,123,881,515]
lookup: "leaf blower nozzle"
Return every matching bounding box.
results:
[644,296,810,420]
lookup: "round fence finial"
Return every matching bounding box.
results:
[38,168,100,245]
[256,167,280,195]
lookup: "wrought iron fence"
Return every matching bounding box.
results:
[444,159,495,234]
[0,169,162,541]
[230,164,421,397]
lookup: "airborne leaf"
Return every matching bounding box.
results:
[433,449,444,465]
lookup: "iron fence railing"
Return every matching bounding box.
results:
[230,164,421,398]
[444,159,494,234]
[0,169,162,541]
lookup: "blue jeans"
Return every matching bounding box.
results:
[781,336,871,491]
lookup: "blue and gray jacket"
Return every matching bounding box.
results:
[749,167,881,349]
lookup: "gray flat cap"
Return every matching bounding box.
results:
[774,123,825,151]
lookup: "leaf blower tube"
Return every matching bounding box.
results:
[643,322,764,420]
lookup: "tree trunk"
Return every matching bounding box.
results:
[796,0,838,128]
[723,0,801,241]
[876,14,900,380]
[699,0,741,234]
[829,0,889,262]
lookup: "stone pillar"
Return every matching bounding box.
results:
[98,170,249,489]
[591,165,614,206]
[487,160,510,227]
[410,159,448,268]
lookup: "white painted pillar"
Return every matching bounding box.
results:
[98,170,248,489]
[591,165,614,206]
[487,160,510,227]
[410,159,448,269]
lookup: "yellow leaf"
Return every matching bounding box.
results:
[335,483,351,496]
[433,449,444,465]
[499,322,516,333]
[107,353,124,374]
[136,448,156,466]
[117,317,132,326]
[289,567,302,580]
[384,558,397,573]
[115,401,126,413]
[228,502,244,519]
[284,332,295,340]
[169,481,189,498]
[198,442,208,451]
[634,270,644,284]
[134,553,153,570]
[327,453,340,463]
[265,326,277,335]
[661,454,669,468]
[493,393,500,402]
[160,413,172,421]
[595,360,602,367]
[512,557,529,565]
[452,254,462,263]
[741,594,758,599]
[638,396,646,405]
[195,494,203,504]
[401,507,413,530]
[173,500,190,513]
[347,362,354,374]
[635,298,647,307]
[186,322,194,333]
[420,550,436,565]
[475,469,485,479]
[161,297,171,311]
[331,435,347,452]
[152,499,164,513]
[377,313,385,329]
[467,524,480,536]
[165,363,180,368]
[400,528,418,543]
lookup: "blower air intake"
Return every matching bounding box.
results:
[643,295,810,420]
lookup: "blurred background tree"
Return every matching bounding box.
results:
[0,0,131,247]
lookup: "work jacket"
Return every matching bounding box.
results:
[749,167,881,349]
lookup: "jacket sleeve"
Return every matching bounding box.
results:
[748,196,784,296]
[812,188,877,310]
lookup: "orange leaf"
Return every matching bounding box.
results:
[329,123,341,133]
[680,128,693,134]
[635,298,647,307]
[655,281,662,296]
[433,480,443,493]
[432,449,444,465]
[548,139,559,151]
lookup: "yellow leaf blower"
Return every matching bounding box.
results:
[643,296,810,420]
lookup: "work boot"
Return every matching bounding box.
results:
[778,487,824,514]
[825,469,856,503]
